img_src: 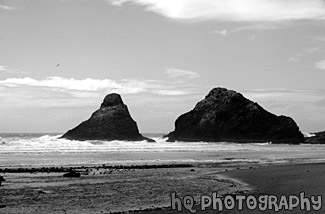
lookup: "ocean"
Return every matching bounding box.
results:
[1,133,325,168]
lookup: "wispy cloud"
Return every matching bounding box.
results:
[0,75,211,112]
[289,47,323,61]
[211,29,228,37]
[0,65,9,71]
[0,65,23,74]
[0,76,159,94]
[166,68,200,79]
[211,23,284,37]
[242,89,325,103]
[231,23,284,32]
[154,90,189,96]
[107,0,325,22]
[315,60,325,70]
[0,4,15,10]
[0,76,201,106]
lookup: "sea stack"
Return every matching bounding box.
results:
[166,88,304,144]
[61,93,154,142]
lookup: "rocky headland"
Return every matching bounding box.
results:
[166,88,304,144]
[61,93,154,142]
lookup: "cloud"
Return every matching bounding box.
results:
[166,68,200,79]
[0,76,201,109]
[210,23,289,38]
[0,75,212,112]
[289,47,323,61]
[0,65,23,74]
[0,76,156,93]
[212,29,228,36]
[0,65,9,71]
[0,4,15,10]
[154,90,189,96]
[107,0,325,22]
[231,23,284,32]
[242,89,325,103]
[315,60,325,70]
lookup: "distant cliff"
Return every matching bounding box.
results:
[61,93,154,142]
[166,88,304,144]
[305,131,325,144]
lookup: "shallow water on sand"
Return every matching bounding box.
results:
[1,133,325,167]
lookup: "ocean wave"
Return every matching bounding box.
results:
[0,134,323,154]
[0,134,266,153]
[1,134,325,167]
[303,132,316,138]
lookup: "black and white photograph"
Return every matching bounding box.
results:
[1,0,325,213]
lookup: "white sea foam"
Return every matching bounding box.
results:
[0,134,290,153]
[1,134,325,167]
[302,132,316,138]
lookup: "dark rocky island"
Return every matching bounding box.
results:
[61,93,154,142]
[166,88,304,144]
[305,131,325,144]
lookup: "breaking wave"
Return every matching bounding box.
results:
[1,133,325,167]
[0,134,304,153]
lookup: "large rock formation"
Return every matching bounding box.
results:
[61,93,154,142]
[305,131,325,144]
[166,88,304,144]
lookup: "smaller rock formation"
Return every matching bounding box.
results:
[305,131,325,144]
[61,93,154,142]
[166,88,304,144]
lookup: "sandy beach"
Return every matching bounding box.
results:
[0,162,324,214]
[0,164,244,214]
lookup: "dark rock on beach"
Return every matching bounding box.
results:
[166,87,304,144]
[63,171,81,178]
[61,93,154,142]
[305,131,325,144]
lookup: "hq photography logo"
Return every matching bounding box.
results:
[170,192,322,213]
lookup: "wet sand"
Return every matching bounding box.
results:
[133,163,325,214]
[218,163,325,214]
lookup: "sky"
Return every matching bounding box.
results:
[0,0,325,134]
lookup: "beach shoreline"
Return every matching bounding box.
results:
[1,161,324,213]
